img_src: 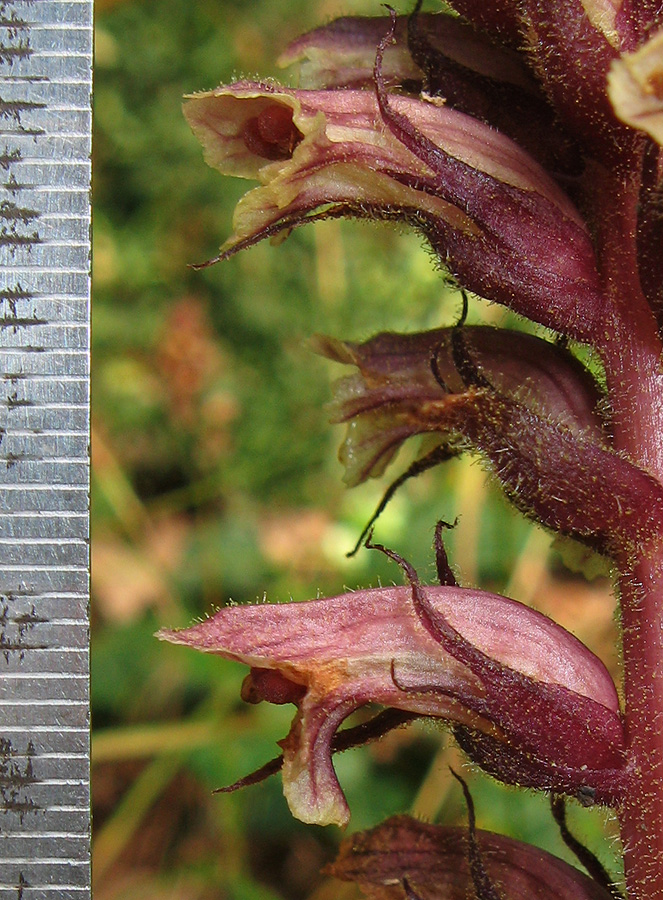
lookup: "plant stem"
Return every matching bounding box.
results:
[595,161,663,900]
[618,549,663,900]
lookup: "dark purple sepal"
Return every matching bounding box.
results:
[321,325,663,555]
[521,0,638,163]
[327,815,615,900]
[373,25,608,340]
[422,217,606,341]
[322,326,604,427]
[454,388,663,556]
[453,724,631,806]
[388,554,627,800]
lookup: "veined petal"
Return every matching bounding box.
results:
[282,13,582,178]
[158,577,624,825]
[185,82,476,248]
[328,815,614,900]
[185,83,579,217]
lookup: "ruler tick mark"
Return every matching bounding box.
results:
[0,200,38,223]
[0,97,46,122]
[0,738,40,821]
[0,598,49,661]
[16,871,28,900]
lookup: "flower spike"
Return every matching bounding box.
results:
[176,1,663,892]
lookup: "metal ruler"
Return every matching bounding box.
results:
[0,1,92,898]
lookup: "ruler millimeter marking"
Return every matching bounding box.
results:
[0,2,92,898]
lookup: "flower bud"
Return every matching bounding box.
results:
[328,814,615,900]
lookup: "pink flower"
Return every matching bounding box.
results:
[184,14,608,341]
[158,536,626,826]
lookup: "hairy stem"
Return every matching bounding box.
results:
[595,160,663,900]
[618,548,663,900]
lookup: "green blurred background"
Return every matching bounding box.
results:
[92,0,622,896]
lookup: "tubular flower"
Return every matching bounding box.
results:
[319,325,663,557]
[314,325,607,485]
[185,14,610,341]
[184,1,663,340]
[158,539,627,827]
[278,11,581,177]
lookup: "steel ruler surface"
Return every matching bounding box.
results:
[0,1,92,898]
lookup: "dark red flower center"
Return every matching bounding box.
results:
[242,105,304,160]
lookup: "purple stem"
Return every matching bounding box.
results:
[594,157,663,900]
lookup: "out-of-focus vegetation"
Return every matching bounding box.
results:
[92,1,621,897]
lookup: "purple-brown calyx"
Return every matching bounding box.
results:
[157,537,627,827]
[315,325,606,485]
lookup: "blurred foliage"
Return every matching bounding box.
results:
[92,1,622,897]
